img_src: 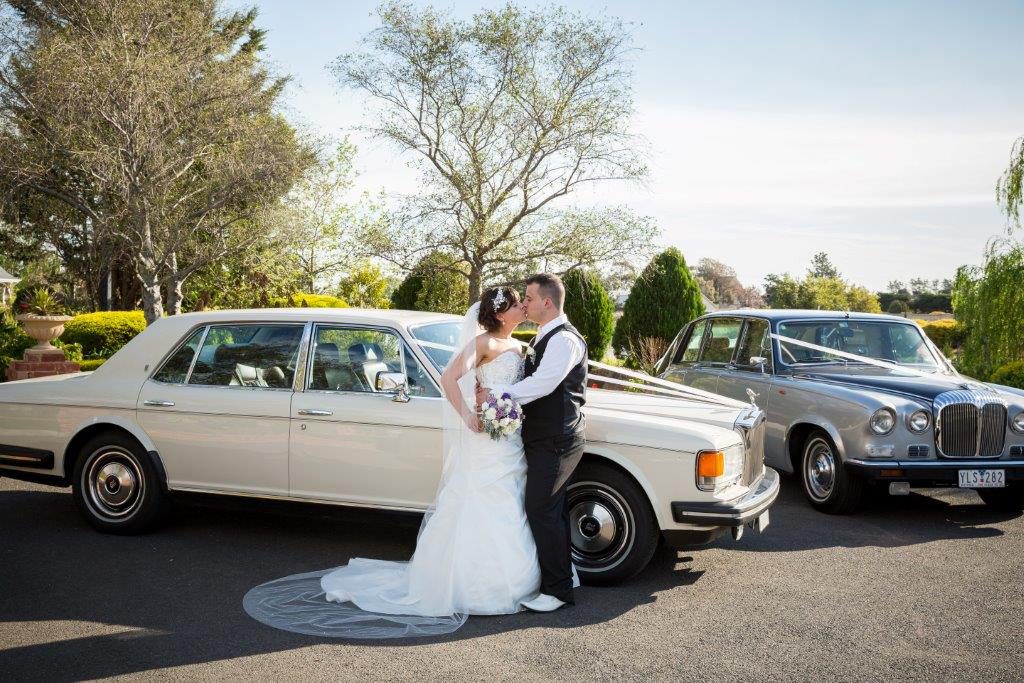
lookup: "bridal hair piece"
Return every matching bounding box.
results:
[492,287,507,310]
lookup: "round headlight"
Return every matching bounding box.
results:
[1012,411,1024,433]
[869,408,896,435]
[908,409,931,433]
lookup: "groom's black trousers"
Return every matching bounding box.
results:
[524,431,586,604]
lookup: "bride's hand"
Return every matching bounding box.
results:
[463,413,483,433]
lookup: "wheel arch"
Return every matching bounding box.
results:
[63,418,167,491]
[786,420,844,474]
[577,447,662,527]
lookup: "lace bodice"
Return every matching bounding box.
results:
[475,350,525,387]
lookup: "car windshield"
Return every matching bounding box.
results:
[409,321,462,371]
[776,320,942,371]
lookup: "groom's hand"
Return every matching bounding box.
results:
[475,384,491,408]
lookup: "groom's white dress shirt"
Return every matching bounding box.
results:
[492,313,585,405]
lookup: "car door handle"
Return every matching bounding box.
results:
[142,400,175,407]
[297,409,333,416]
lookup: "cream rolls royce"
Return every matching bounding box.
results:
[0,308,779,584]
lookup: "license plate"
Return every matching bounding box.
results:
[748,510,769,532]
[958,469,1005,488]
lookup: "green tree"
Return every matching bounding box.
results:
[390,251,468,314]
[952,239,1024,378]
[562,269,614,361]
[808,252,840,279]
[998,136,1024,228]
[0,0,313,323]
[337,261,391,309]
[612,248,705,357]
[336,3,655,304]
[763,273,801,308]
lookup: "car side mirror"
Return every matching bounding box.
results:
[749,356,769,372]
[376,371,410,402]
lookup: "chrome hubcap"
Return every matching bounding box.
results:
[805,439,835,501]
[567,482,633,571]
[86,448,144,519]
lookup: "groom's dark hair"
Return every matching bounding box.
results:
[525,273,564,310]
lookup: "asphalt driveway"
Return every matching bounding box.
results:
[1,475,1022,681]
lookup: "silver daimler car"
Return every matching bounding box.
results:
[655,310,1024,514]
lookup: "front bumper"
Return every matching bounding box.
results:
[846,458,1024,486]
[669,467,780,527]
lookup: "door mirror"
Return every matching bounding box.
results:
[376,371,411,402]
[749,356,769,372]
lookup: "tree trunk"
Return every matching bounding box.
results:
[166,252,184,316]
[136,218,164,325]
[467,268,482,308]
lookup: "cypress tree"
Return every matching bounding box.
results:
[563,269,615,361]
[613,248,705,357]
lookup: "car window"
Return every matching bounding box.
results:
[734,319,772,371]
[308,327,403,393]
[673,320,708,364]
[701,318,743,365]
[153,327,206,384]
[776,320,939,369]
[403,344,441,397]
[187,324,303,388]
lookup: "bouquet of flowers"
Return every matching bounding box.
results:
[479,392,524,441]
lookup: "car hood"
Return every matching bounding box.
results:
[585,388,747,431]
[792,367,991,402]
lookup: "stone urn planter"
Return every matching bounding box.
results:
[16,314,74,351]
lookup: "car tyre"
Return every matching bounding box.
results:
[72,431,168,534]
[800,430,862,514]
[567,462,659,586]
[977,486,1024,514]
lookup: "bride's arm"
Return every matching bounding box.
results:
[440,336,484,433]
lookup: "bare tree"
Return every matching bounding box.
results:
[335,2,655,302]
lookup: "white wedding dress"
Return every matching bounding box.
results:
[242,345,568,638]
[318,350,542,616]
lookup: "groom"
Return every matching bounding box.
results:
[477,273,588,612]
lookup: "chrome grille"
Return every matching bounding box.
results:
[934,390,1007,458]
[907,445,930,459]
[736,408,766,485]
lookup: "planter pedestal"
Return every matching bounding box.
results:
[6,348,81,382]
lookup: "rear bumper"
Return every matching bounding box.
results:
[669,467,780,526]
[846,459,1024,486]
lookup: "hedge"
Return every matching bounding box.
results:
[78,358,107,372]
[511,329,537,344]
[0,316,34,378]
[269,293,349,308]
[59,311,147,358]
[915,319,966,352]
[990,360,1024,389]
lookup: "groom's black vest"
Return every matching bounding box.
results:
[521,322,588,443]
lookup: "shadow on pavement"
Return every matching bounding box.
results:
[718,476,1014,553]
[0,486,700,679]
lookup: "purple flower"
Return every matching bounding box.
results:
[501,392,512,400]
[509,410,518,419]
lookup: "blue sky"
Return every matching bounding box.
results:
[247,0,1024,291]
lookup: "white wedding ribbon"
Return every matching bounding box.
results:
[770,333,960,380]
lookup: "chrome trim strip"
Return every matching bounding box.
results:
[292,322,313,393]
[169,486,431,513]
[183,325,210,384]
[846,458,1024,468]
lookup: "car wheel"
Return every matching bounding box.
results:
[977,487,1024,514]
[800,430,862,514]
[567,462,659,586]
[72,431,168,534]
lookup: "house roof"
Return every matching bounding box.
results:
[0,265,19,283]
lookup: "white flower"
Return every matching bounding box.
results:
[499,417,510,427]
[485,408,497,420]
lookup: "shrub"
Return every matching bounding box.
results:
[0,312,34,378]
[391,251,468,314]
[887,299,909,315]
[612,248,705,357]
[511,329,537,344]
[563,269,615,361]
[78,358,107,372]
[918,319,966,352]
[269,293,349,308]
[990,360,1024,389]
[59,311,147,358]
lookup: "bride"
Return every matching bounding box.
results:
[244,286,568,638]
